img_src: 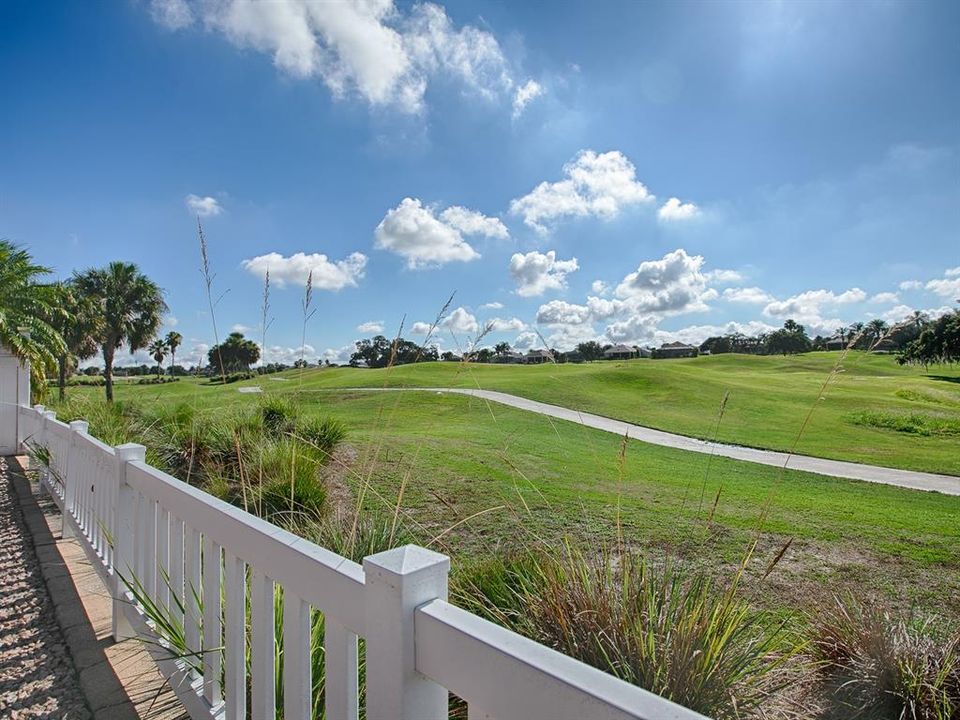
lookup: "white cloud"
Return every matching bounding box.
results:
[509,250,579,297]
[262,344,316,365]
[480,301,503,310]
[761,287,867,335]
[705,269,743,284]
[151,0,193,29]
[185,194,223,217]
[357,320,385,333]
[614,248,713,314]
[321,344,355,365]
[870,292,899,304]
[513,331,539,350]
[241,251,367,290]
[439,206,509,239]
[591,280,609,296]
[536,300,593,326]
[441,307,479,335]
[375,197,492,268]
[509,150,654,233]
[411,321,433,335]
[722,287,774,304]
[512,79,544,118]
[232,323,254,333]
[899,280,924,291]
[486,317,526,333]
[657,197,700,222]
[926,268,960,299]
[156,0,514,115]
[164,315,179,327]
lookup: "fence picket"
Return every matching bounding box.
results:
[202,535,222,706]
[250,569,275,720]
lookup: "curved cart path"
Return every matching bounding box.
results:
[330,387,960,496]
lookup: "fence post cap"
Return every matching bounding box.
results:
[33,404,45,412]
[363,544,449,579]
[42,410,57,419]
[115,443,146,462]
[69,420,89,433]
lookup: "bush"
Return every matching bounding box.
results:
[207,371,255,385]
[810,596,960,719]
[136,377,179,385]
[293,416,347,455]
[254,439,326,520]
[259,396,299,437]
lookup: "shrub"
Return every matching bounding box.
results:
[487,546,799,720]
[849,410,960,437]
[810,595,960,719]
[293,416,347,455]
[207,371,255,385]
[259,396,299,437]
[254,439,326,520]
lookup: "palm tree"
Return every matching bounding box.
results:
[867,318,889,344]
[50,282,100,401]
[149,339,167,380]
[165,331,182,376]
[0,240,66,394]
[73,262,167,402]
[835,326,848,344]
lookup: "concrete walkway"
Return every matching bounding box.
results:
[342,387,960,496]
[4,456,186,720]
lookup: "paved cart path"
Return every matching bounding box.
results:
[330,387,960,496]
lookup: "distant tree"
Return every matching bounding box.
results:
[441,351,457,362]
[898,310,960,366]
[848,322,866,345]
[148,338,167,379]
[350,335,436,368]
[165,331,182,376]
[494,341,511,357]
[50,281,100,400]
[73,262,167,402]
[576,340,605,361]
[208,332,261,373]
[474,347,493,363]
[0,240,67,396]
[763,320,812,355]
[293,359,308,369]
[699,336,733,354]
[82,366,101,376]
[866,319,889,347]
[835,326,849,346]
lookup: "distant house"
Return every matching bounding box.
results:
[652,341,699,359]
[563,350,585,363]
[637,346,652,358]
[825,336,845,351]
[497,351,525,364]
[523,349,552,364]
[603,344,639,360]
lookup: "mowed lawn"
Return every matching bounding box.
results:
[60,374,960,620]
[274,352,960,475]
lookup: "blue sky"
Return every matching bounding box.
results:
[2,0,958,366]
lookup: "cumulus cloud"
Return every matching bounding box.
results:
[870,292,899,304]
[151,0,193,29]
[536,300,593,326]
[946,267,960,278]
[512,79,543,118]
[439,206,509,239]
[657,197,700,222]
[241,251,367,290]
[357,321,385,333]
[509,250,579,297]
[164,316,179,327]
[152,1,514,114]
[411,321,433,335]
[486,317,526,333]
[722,287,774,304]
[232,323,254,333]
[376,197,503,268]
[441,307,479,335]
[591,280,609,296]
[926,267,960,299]
[262,344,316,365]
[899,280,924,291]
[705,269,743,284]
[761,287,867,335]
[513,331,539,350]
[185,194,223,217]
[614,248,712,314]
[321,344,355,365]
[509,150,654,233]
[480,301,503,310]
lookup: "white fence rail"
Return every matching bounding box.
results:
[17,403,709,720]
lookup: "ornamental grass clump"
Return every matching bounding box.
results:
[810,595,960,719]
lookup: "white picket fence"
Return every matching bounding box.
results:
[18,403,708,720]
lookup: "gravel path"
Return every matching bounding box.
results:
[333,387,960,495]
[0,457,91,720]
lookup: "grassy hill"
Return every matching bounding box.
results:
[260,351,959,475]
[54,369,960,621]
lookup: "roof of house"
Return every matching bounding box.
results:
[660,341,696,349]
[526,349,552,357]
[604,343,635,354]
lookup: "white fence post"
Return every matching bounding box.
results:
[363,545,450,720]
[113,442,145,641]
[62,420,89,539]
[40,409,56,494]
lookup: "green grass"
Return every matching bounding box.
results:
[254,352,960,475]
[55,370,960,622]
